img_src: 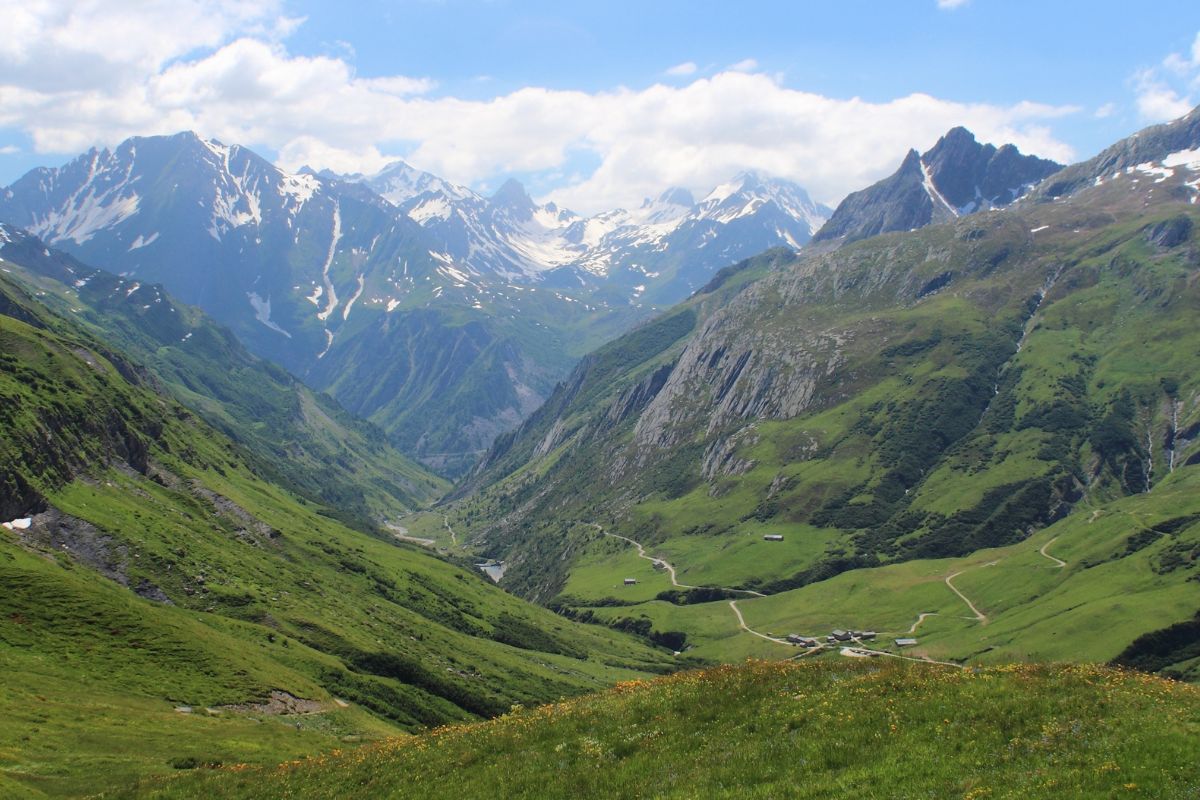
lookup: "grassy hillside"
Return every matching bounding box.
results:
[0,271,676,797]
[442,150,1200,668]
[118,659,1200,799]
[0,229,448,529]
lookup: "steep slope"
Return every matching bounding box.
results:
[446,109,1200,665]
[1,135,829,476]
[0,134,608,473]
[0,271,675,796]
[0,222,448,528]
[124,660,1200,800]
[812,127,1060,246]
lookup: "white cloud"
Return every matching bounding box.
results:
[728,58,759,72]
[0,4,1079,214]
[1131,32,1200,122]
[665,61,698,77]
[1094,102,1117,119]
[936,0,970,9]
[0,145,19,155]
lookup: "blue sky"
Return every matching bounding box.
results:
[1,1,1198,211]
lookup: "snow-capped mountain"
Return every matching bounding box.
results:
[0,131,461,373]
[348,159,476,206]
[571,172,831,302]
[811,127,1062,246]
[0,131,831,475]
[342,163,832,302]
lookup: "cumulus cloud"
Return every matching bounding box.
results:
[665,61,698,77]
[1132,31,1200,122]
[936,0,970,9]
[0,1,1079,213]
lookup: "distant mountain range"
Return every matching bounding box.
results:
[0,127,1059,474]
[347,162,831,303]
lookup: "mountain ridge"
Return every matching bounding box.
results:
[812,127,1061,246]
[0,132,835,475]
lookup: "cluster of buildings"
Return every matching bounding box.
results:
[786,629,920,648]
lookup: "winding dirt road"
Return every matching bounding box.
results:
[443,515,459,547]
[943,563,994,624]
[1038,537,1067,568]
[594,525,763,597]
[728,599,790,644]
[596,524,967,670]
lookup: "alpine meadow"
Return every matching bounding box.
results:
[1,3,1199,798]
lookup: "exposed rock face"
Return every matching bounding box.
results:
[812,150,933,245]
[812,127,1061,246]
[1146,215,1194,249]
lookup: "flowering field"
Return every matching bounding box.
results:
[121,659,1200,799]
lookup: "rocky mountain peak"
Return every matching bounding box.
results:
[652,186,696,208]
[812,129,1061,246]
[896,148,924,175]
[490,178,535,214]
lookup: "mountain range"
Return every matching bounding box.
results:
[445,108,1200,677]
[0,135,837,475]
[5,104,1200,796]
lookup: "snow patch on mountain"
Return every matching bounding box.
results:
[127,232,159,251]
[920,158,959,218]
[1164,148,1200,169]
[31,157,142,245]
[343,274,365,321]
[316,203,341,322]
[247,291,291,338]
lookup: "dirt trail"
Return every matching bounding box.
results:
[1038,537,1067,568]
[594,525,763,597]
[728,599,790,644]
[906,612,939,634]
[443,515,459,547]
[597,524,965,670]
[943,562,996,624]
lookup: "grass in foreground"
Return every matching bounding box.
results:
[119,660,1200,799]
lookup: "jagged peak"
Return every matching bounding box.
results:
[936,126,978,147]
[897,148,924,173]
[654,186,696,207]
[490,178,534,210]
[374,158,420,177]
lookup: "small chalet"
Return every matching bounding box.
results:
[895,637,918,647]
[831,629,852,641]
[623,578,637,586]
[763,534,784,542]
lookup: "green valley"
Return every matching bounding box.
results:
[2,18,1200,796]
[0,266,674,797]
[443,113,1200,678]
